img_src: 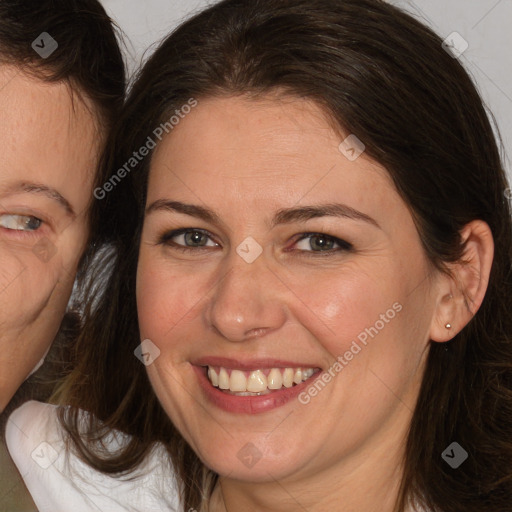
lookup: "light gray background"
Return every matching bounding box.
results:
[101,0,512,179]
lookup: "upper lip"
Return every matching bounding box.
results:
[192,356,322,371]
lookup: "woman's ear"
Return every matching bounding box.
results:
[429,220,494,342]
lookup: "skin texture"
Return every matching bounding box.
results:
[137,95,493,512]
[0,65,98,412]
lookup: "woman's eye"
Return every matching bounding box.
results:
[0,214,42,231]
[294,233,352,252]
[161,229,219,249]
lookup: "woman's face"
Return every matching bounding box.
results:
[137,95,441,483]
[0,66,99,411]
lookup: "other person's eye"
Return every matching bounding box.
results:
[0,214,42,231]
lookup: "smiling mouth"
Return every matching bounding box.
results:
[205,366,320,396]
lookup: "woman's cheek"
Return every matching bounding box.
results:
[0,250,62,321]
[287,270,391,338]
[137,264,198,341]
[0,251,26,297]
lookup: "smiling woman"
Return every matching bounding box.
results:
[36,0,512,511]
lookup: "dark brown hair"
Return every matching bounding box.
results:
[0,0,125,426]
[55,1,512,511]
[0,0,125,128]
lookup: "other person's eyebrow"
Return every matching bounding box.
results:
[3,181,75,218]
[145,200,380,229]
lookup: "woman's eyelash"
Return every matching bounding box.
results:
[158,228,218,250]
[158,229,353,254]
[292,233,353,253]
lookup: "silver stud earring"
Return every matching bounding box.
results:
[445,323,452,329]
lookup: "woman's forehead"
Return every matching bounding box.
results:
[146,95,409,238]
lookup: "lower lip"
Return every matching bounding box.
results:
[193,365,320,414]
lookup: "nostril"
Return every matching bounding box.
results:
[245,327,269,338]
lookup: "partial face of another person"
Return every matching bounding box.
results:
[0,65,98,411]
[137,95,444,483]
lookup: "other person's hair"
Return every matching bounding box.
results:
[0,0,125,430]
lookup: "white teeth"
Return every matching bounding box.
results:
[247,370,267,392]
[208,367,219,387]
[230,370,247,392]
[207,365,317,394]
[302,368,315,379]
[227,390,272,396]
[282,368,294,388]
[218,368,230,390]
[267,368,283,389]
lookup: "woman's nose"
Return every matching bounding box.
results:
[204,251,288,342]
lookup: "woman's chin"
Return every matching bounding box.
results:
[194,440,313,483]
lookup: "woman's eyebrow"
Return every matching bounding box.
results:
[146,199,380,229]
[145,200,220,224]
[4,181,75,217]
[271,204,381,229]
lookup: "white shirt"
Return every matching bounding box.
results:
[5,401,180,512]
